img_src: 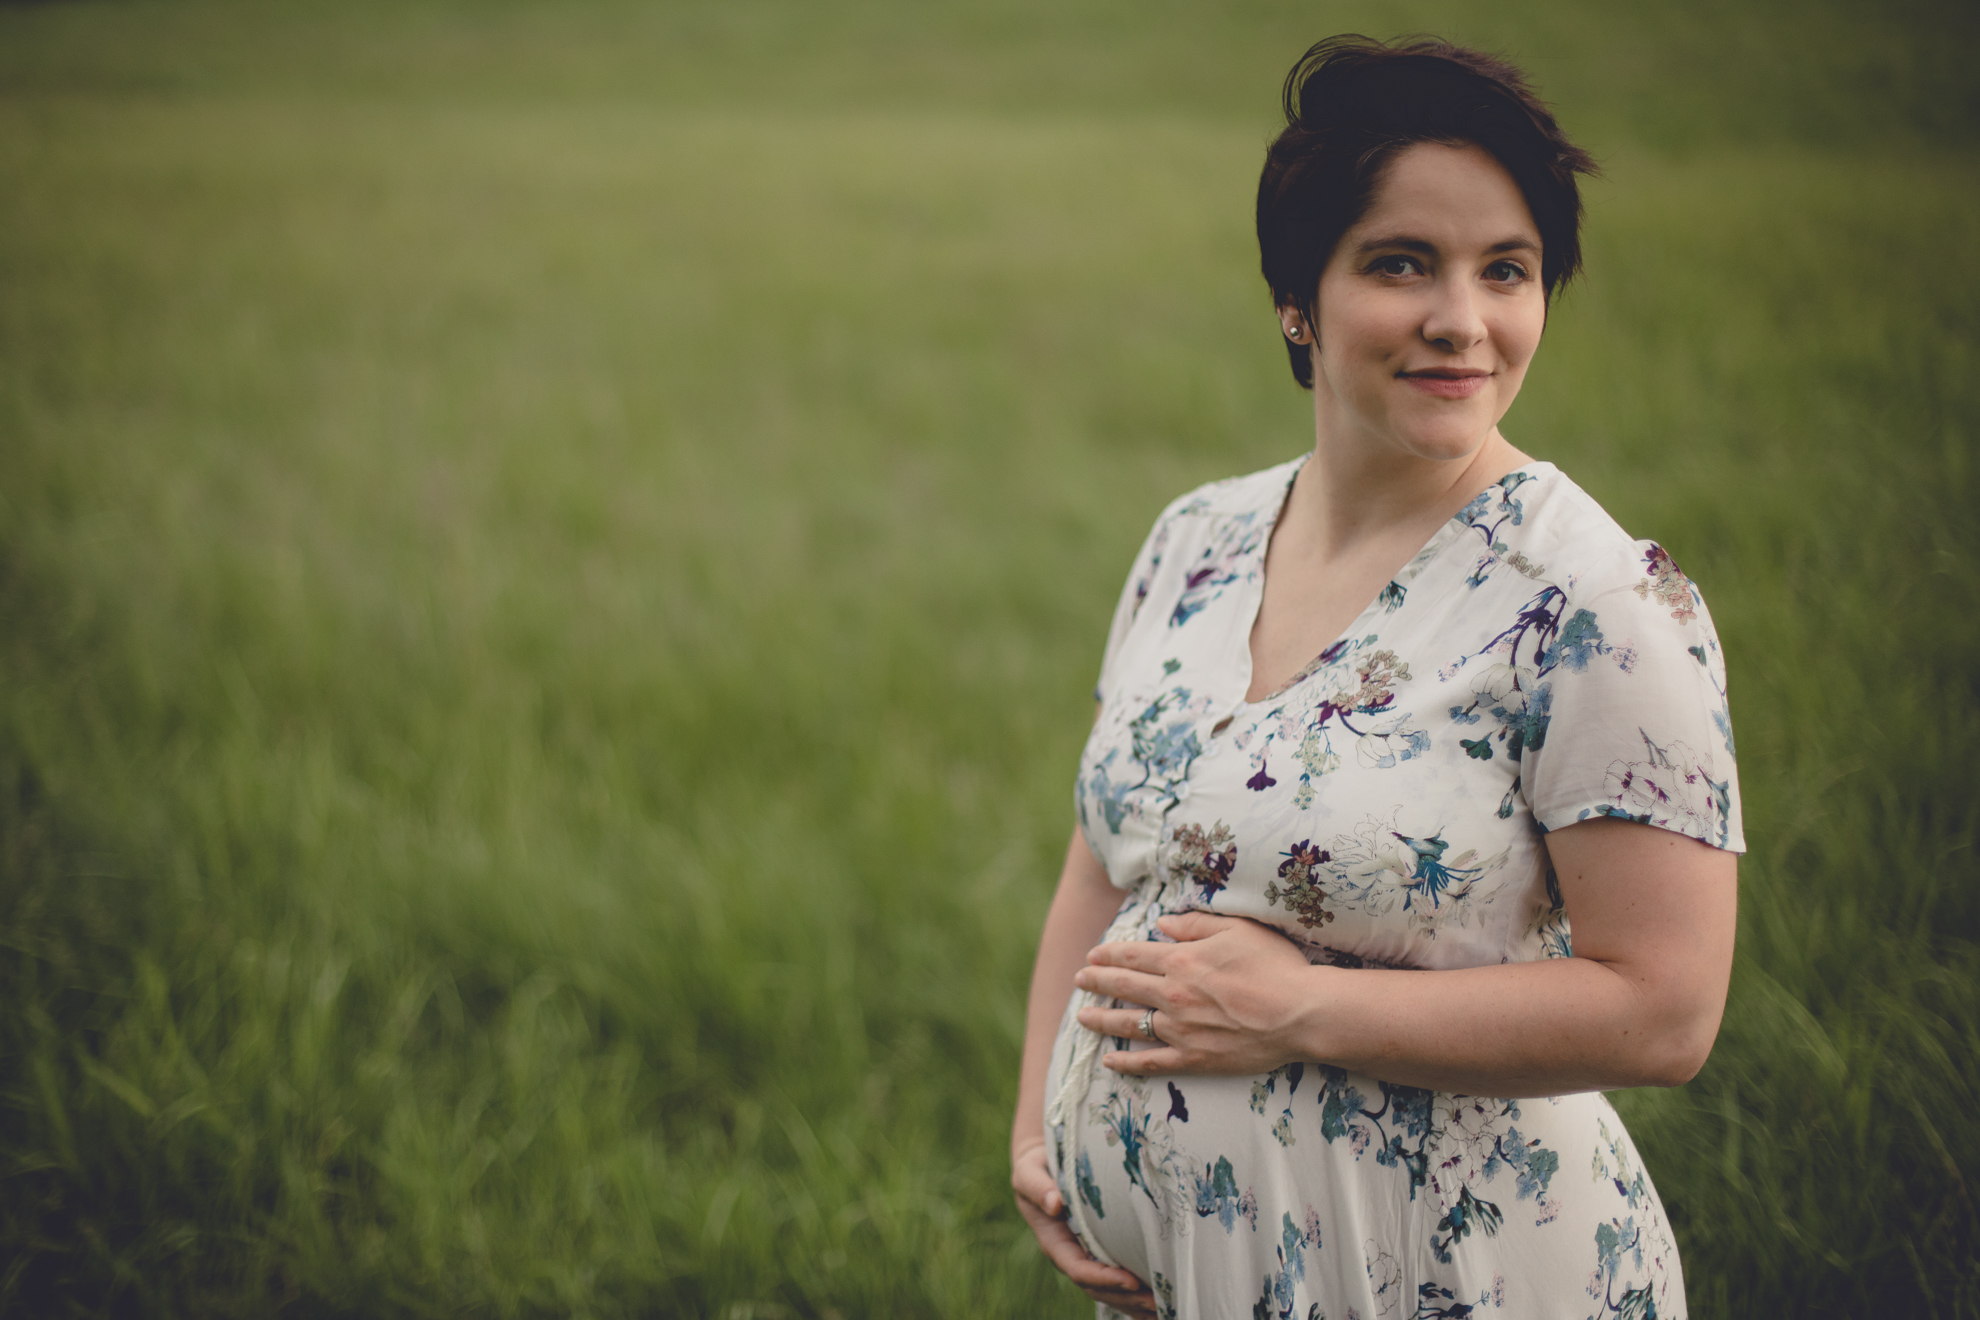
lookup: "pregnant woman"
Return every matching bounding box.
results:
[1010,36,1742,1320]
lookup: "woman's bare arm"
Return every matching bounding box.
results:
[1073,816,1736,1098]
[1013,829,1125,1174]
[1010,829,1155,1317]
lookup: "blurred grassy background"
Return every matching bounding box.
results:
[1,0,1976,1315]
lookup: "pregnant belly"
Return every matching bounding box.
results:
[1048,1011,1643,1315]
[1053,1038,1403,1285]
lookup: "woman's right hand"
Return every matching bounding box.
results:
[1011,1139,1156,1318]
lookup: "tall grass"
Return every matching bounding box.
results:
[0,1,1975,1314]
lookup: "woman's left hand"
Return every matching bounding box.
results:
[1073,912,1318,1076]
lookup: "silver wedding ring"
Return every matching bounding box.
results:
[1139,1008,1161,1042]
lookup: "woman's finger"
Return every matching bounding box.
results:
[1073,964,1166,1006]
[1155,910,1241,941]
[1012,1188,1148,1292]
[1103,1045,1187,1075]
[1010,1148,1064,1217]
[1015,1194,1157,1314]
[1078,1005,1178,1041]
[1075,1277,1158,1318]
[1059,1253,1152,1294]
[1086,938,1179,972]
[1081,1285,1157,1318]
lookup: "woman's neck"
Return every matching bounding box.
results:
[1285,424,1530,563]
[1245,424,1532,703]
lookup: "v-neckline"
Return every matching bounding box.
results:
[1234,460,1544,708]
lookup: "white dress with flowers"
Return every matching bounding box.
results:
[1043,457,1742,1320]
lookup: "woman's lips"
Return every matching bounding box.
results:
[1399,371,1489,399]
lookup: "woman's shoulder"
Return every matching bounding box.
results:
[1474,462,1708,612]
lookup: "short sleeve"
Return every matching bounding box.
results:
[1520,544,1745,853]
[1092,508,1176,703]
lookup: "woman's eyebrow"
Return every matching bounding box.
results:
[1352,234,1437,257]
[1351,234,1541,256]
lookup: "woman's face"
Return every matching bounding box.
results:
[1291,141,1547,464]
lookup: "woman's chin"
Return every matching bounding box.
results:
[1345,396,1505,465]
[1385,426,1500,465]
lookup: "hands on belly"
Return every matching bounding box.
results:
[1010,1140,1157,1317]
[1074,912,1319,1076]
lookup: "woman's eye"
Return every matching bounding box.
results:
[1370,255,1423,277]
[1485,260,1529,284]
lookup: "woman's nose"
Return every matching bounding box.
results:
[1421,281,1486,352]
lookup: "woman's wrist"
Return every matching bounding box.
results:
[1011,1110,1049,1163]
[1280,963,1354,1069]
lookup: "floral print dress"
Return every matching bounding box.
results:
[1043,457,1742,1320]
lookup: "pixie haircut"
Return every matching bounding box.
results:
[1257,35,1597,388]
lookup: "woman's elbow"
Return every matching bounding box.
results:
[1636,1007,1724,1088]
[1643,1040,1712,1088]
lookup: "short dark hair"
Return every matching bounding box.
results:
[1256,35,1598,388]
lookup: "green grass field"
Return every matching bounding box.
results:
[1,0,1976,1314]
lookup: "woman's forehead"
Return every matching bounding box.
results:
[1350,143,1540,244]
